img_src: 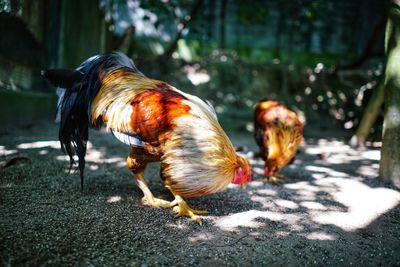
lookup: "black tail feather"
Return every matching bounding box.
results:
[43,52,141,190]
[41,69,83,90]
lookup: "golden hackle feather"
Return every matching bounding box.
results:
[162,93,240,198]
[91,69,161,132]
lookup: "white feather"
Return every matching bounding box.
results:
[55,87,66,123]
[111,130,145,147]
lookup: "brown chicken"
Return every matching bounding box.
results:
[254,100,304,183]
[42,52,251,222]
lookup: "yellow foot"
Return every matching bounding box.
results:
[171,196,207,223]
[141,194,172,208]
[265,174,286,185]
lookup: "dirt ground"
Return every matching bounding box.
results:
[1,120,399,266]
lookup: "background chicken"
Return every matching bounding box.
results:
[42,52,251,222]
[254,100,304,183]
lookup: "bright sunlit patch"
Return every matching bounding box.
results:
[305,166,348,178]
[305,231,336,241]
[275,199,299,209]
[255,188,278,196]
[284,181,319,192]
[0,146,17,156]
[305,139,347,155]
[253,167,265,175]
[107,196,122,203]
[56,155,71,162]
[39,149,49,155]
[357,165,379,177]
[89,164,99,171]
[300,201,327,210]
[214,210,283,231]
[17,141,61,149]
[362,150,380,161]
[312,178,400,231]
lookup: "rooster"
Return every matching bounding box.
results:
[254,100,303,183]
[42,52,251,222]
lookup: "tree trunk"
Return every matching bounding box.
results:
[380,0,400,188]
[350,79,384,147]
[58,0,106,68]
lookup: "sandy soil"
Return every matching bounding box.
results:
[1,121,399,266]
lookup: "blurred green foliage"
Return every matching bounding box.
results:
[133,40,383,136]
[0,0,385,139]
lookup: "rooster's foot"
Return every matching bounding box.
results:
[265,174,286,184]
[141,194,171,208]
[170,196,207,223]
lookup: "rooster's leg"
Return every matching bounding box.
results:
[168,192,207,223]
[127,151,171,208]
[134,173,172,208]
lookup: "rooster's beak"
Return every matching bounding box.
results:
[241,183,246,191]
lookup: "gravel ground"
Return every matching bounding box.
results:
[1,121,399,266]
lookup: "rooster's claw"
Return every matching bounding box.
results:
[171,196,207,223]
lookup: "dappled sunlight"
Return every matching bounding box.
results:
[5,133,392,238]
[212,174,399,236]
[38,149,49,155]
[303,138,380,178]
[253,187,278,197]
[252,166,264,176]
[300,201,327,211]
[208,137,398,238]
[1,121,399,266]
[274,199,299,209]
[362,150,380,161]
[312,178,400,231]
[107,195,122,203]
[213,210,286,231]
[304,231,336,241]
[16,140,62,149]
[305,165,349,178]
[53,141,126,167]
[357,164,379,178]
[88,164,99,171]
[0,145,17,156]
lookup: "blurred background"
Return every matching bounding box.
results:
[0,0,385,140]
